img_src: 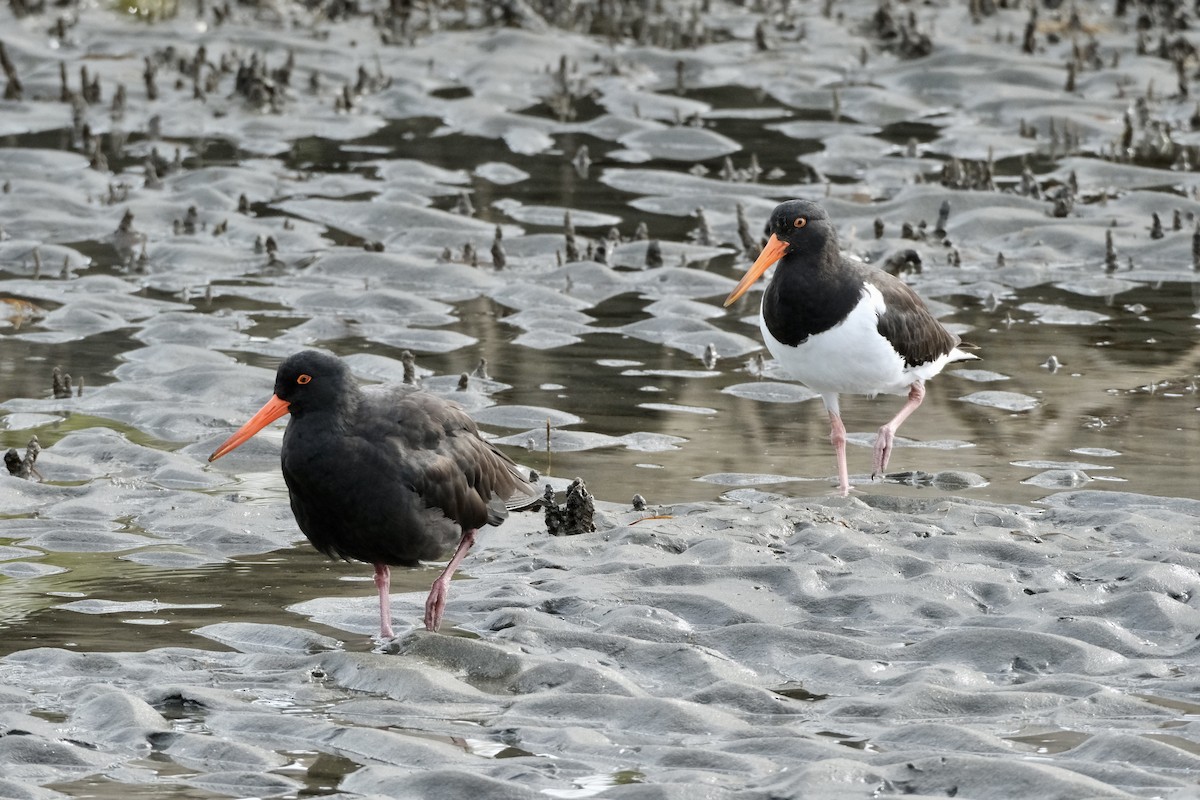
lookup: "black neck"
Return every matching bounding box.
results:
[762,247,864,347]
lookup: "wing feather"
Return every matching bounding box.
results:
[363,384,537,530]
[865,271,960,368]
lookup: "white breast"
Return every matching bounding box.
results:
[760,283,957,398]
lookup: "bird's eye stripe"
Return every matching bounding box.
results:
[297,374,312,384]
[794,217,807,228]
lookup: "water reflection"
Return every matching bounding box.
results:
[3,276,1198,507]
[0,546,436,656]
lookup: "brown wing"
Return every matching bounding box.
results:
[365,385,537,530]
[865,270,961,368]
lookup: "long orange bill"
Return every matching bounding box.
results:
[208,395,291,462]
[722,233,790,307]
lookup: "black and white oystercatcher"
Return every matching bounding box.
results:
[208,350,538,637]
[723,200,976,495]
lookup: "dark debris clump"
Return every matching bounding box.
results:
[869,0,932,58]
[544,477,595,536]
[52,366,81,398]
[5,436,41,480]
[882,248,923,276]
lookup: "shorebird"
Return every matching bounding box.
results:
[724,199,976,494]
[209,350,538,637]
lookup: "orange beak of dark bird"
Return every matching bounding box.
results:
[208,395,292,461]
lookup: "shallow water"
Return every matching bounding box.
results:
[5,96,1200,650]
[3,111,1198,655]
[3,118,1198,510]
[0,545,441,657]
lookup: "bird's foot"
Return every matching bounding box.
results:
[872,427,896,479]
[829,479,860,497]
[424,579,449,632]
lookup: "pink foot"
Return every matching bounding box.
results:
[872,381,926,482]
[424,578,450,632]
[422,528,478,633]
[872,426,895,479]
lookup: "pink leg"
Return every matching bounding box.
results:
[424,528,478,632]
[873,381,926,479]
[829,410,851,496]
[373,563,395,639]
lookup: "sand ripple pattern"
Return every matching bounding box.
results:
[3,491,1199,798]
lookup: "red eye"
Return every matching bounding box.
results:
[794,217,807,228]
[297,374,312,385]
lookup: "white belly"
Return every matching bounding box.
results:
[761,284,958,398]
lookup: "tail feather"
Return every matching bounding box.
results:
[485,465,541,527]
[949,343,980,363]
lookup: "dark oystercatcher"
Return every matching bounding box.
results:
[723,199,976,495]
[208,350,538,637]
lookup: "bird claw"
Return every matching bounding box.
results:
[872,428,895,477]
[424,580,448,632]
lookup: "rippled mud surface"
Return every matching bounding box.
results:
[1,0,1200,797]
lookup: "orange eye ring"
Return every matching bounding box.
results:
[297,374,312,385]
[794,217,807,228]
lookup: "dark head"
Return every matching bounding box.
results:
[271,350,354,416]
[763,199,836,252]
[723,199,838,307]
[208,350,354,462]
